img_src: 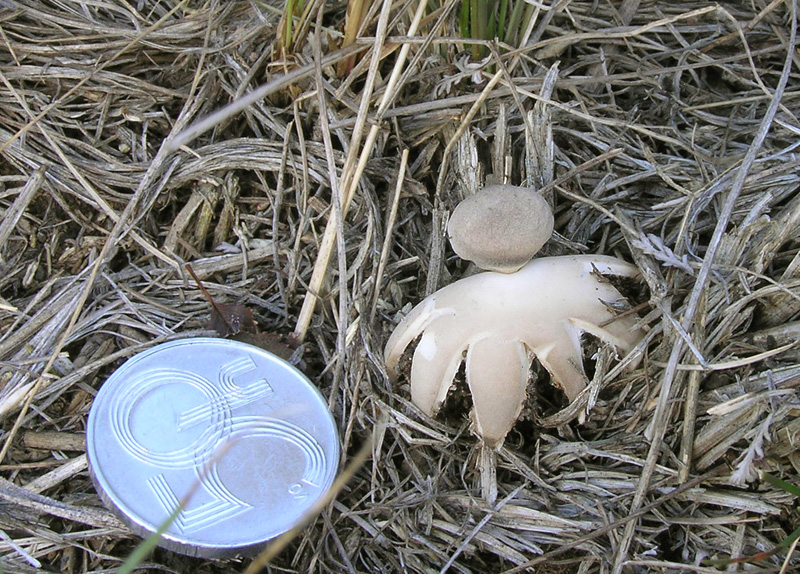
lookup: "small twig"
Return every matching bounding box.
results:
[185,263,235,334]
[370,148,409,321]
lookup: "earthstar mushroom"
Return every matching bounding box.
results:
[384,255,645,447]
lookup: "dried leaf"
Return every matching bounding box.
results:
[233,331,300,363]
[208,302,257,336]
[186,264,256,336]
[185,264,299,361]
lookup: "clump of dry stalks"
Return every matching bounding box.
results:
[1,0,800,572]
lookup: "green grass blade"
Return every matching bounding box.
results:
[460,0,470,40]
[778,524,800,550]
[496,0,508,42]
[704,472,800,566]
[476,0,488,42]
[761,471,800,498]
[284,0,295,49]
[470,0,481,58]
[116,503,185,574]
[504,0,524,45]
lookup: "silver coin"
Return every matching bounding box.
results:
[86,337,339,558]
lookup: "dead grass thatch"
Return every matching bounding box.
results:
[2,0,800,572]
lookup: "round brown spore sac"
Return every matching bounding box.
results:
[447,185,554,273]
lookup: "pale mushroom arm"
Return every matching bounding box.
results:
[384,298,454,383]
[466,336,529,446]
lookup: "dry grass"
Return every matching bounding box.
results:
[1,0,800,572]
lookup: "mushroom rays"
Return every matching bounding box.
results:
[384,255,646,447]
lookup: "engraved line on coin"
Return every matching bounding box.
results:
[148,473,189,532]
[175,461,251,533]
[142,418,324,533]
[177,356,274,431]
[111,369,230,468]
[146,471,251,534]
[219,355,274,400]
[228,416,327,487]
